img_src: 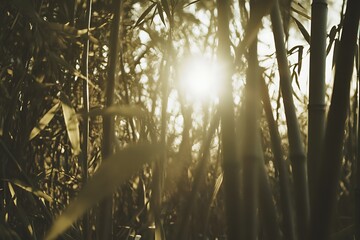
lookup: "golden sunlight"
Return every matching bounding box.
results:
[179,56,220,102]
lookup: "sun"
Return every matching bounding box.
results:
[179,56,220,102]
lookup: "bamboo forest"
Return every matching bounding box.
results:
[0,0,359,239]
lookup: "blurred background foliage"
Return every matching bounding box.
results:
[0,0,358,239]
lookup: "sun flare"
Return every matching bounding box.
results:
[179,56,220,102]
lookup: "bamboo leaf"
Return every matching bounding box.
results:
[44,143,162,240]
[134,2,157,28]
[290,6,311,20]
[297,45,303,74]
[7,182,35,237]
[29,101,60,140]
[59,93,81,156]
[291,67,301,91]
[183,0,201,8]
[161,0,171,19]
[11,0,41,22]
[332,38,340,68]
[83,104,148,118]
[288,45,300,55]
[10,179,53,203]
[326,25,337,55]
[157,2,166,26]
[47,52,101,91]
[292,16,310,44]
[48,52,86,80]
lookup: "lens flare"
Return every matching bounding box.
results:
[179,56,220,102]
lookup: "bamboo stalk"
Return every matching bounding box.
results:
[356,34,360,240]
[309,0,360,238]
[270,1,310,238]
[216,0,242,239]
[308,0,327,222]
[175,112,220,240]
[242,30,260,240]
[258,142,281,240]
[261,79,297,240]
[80,0,92,239]
[99,0,121,239]
[152,58,169,240]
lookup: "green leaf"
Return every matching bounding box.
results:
[44,143,162,240]
[134,2,157,28]
[29,101,60,140]
[292,16,310,44]
[59,93,81,156]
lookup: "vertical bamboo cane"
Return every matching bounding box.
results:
[99,0,121,239]
[356,34,360,240]
[261,79,297,240]
[216,0,242,239]
[270,1,310,238]
[258,147,281,240]
[309,0,359,238]
[241,2,262,236]
[81,0,92,239]
[308,0,327,221]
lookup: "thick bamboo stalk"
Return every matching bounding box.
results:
[356,35,360,240]
[308,0,327,221]
[241,0,265,238]
[242,34,260,240]
[80,0,92,239]
[261,79,297,240]
[216,0,242,239]
[270,1,310,238]
[152,58,169,240]
[175,112,220,240]
[309,0,360,238]
[99,0,121,239]
[258,146,282,240]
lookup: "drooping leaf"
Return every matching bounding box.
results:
[183,0,201,8]
[290,6,311,20]
[29,101,60,140]
[292,16,310,44]
[10,179,53,203]
[291,67,301,91]
[150,5,158,26]
[83,105,148,119]
[11,0,41,22]
[332,38,340,68]
[47,52,99,90]
[7,183,35,237]
[210,173,223,207]
[288,45,300,55]
[297,45,303,74]
[59,93,81,155]
[134,2,157,28]
[47,52,84,79]
[44,143,162,240]
[161,0,171,19]
[157,2,166,26]
[326,25,337,55]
